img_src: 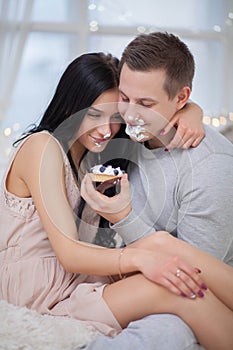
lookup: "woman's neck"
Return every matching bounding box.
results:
[69,140,86,169]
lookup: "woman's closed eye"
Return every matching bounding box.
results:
[87,112,102,118]
[87,107,102,118]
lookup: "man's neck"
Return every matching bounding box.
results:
[146,128,176,149]
[146,139,163,149]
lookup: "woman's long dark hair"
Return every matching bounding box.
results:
[15,52,122,144]
[15,52,131,247]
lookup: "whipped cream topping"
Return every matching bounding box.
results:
[125,123,149,141]
[125,115,148,141]
[90,164,125,176]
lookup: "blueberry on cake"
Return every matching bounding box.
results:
[89,164,125,182]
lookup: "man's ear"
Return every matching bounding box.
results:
[176,86,191,110]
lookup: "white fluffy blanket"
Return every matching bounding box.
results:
[0,300,102,350]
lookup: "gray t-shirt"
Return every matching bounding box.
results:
[113,126,233,266]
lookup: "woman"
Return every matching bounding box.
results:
[1,52,226,349]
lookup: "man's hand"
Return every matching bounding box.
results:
[81,173,132,224]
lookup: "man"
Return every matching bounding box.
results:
[84,32,233,349]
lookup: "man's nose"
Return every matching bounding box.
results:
[125,112,145,126]
[123,104,139,125]
[119,102,145,125]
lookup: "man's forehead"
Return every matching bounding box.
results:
[119,79,164,103]
[119,64,166,93]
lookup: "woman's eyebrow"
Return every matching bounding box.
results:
[88,106,102,113]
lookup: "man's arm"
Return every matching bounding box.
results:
[110,209,155,245]
[177,153,233,262]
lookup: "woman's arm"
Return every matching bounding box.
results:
[162,101,205,150]
[19,133,124,274]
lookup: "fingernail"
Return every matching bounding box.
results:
[160,129,165,135]
[198,290,204,298]
[201,283,208,290]
[194,267,202,273]
[164,148,168,152]
[180,292,186,297]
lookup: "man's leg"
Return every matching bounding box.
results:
[84,314,205,350]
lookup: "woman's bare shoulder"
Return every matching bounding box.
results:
[18,132,62,160]
[16,132,63,181]
[7,132,63,197]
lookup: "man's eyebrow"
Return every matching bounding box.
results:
[119,89,157,103]
[139,97,157,102]
[118,88,127,96]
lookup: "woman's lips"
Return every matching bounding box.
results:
[91,136,107,143]
[90,136,109,147]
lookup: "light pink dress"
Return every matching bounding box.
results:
[0,131,121,336]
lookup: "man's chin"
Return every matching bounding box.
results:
[129,135,149,142]
[130,137,143,143]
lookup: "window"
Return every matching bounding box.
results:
[0,0,233,176]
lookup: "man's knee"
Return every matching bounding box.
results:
[128,314,202,349]
[85,314,205,350]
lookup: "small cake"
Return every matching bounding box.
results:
[89,164,125,182]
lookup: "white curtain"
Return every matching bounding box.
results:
[0,0,34,122]
[0,0,33,178]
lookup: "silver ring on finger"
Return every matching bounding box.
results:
[175,268,181,277]
[189,292,196,299]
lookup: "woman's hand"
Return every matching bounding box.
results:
[129,247,206,299]
[161,102,205,150]
[81,173,131,224]
[127,232,207,299]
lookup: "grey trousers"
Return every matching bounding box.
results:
[84,314,205,350]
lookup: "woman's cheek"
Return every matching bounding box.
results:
[111,123,121,136]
